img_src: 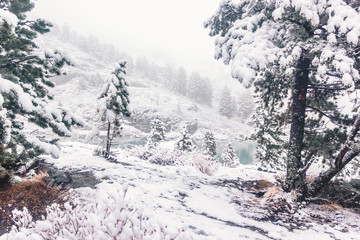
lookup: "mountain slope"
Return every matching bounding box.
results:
[35,31,254,160]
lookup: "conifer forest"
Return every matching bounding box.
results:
[0,0,360,239]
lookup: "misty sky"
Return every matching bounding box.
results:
[31,0,243,89]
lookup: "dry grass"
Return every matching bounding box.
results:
[28,170,49,183]
[262,185,283,201]
[320,203,343,212]
[0,172,67,234]
[191,155,216,176]
[257,180,275,190]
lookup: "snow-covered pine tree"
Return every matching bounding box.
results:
[205,0,360,196]
[202,131,217,158]
[187,72,213,106]
[164,63,175,87]
[172,66,187,96]
[0,0,83,183]
[96,60,130,159]
[219,86,236,118]
[222,143,239,167]
[176,128,195,152]
[201,77,213,107]
[146,116,165,149]
[187,72,202,102]
[237,92,254,121]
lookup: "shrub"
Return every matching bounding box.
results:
[3,183,192,240]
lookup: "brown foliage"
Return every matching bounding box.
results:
[0,172,67,234]
[256,180,275,190]
[320,203,343,212]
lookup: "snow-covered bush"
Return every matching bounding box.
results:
[129,145,218,175]
[130,145,187,166]
[2,183,192,240]
[189,154,218,176]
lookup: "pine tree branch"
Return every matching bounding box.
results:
[298,157,316,175]
[307,81,345,91]
[0,56,37,68]
[308,114,360,196]
[308,82,343,87]
[306,105,349,126]
[334,116,360,167]
[307,86,345,91]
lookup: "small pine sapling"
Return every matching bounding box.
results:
[176,128,195,152]
[95,60,130,159]
[146,116,166,149]
[202,131,217,158]
[222,143,239,167]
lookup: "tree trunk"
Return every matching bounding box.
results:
[105,121,111,159]
[285,50,311,195]
[308,115,360,196]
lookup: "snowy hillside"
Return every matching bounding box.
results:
[34,31,255,161]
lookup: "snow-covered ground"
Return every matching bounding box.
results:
[2,26,358,240]
[2,142,359,240]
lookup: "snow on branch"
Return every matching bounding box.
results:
[205,0,360,89]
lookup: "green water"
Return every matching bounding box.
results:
[215,140,256,165]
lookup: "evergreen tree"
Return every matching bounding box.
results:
[146,116,165,149]
[0,0,83,183]
[201,77,213,107]
[187,72,202,100]
[164,63,175,86]
[172,66,187,95]
[187,72,213,106]
[237,92,254,121]
[202,131,217,158]
[219,86,236,118]
[96,60,130,159]
[205,0,360,196]
[222,143,239,167]
[176,128,195,152]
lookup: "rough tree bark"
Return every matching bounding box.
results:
[105,121,111,159]
[285,49,311,195]
[308,115,360,196]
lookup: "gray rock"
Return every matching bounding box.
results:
[43,163,100,189]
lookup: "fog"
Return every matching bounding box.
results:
[31,0,244,90]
